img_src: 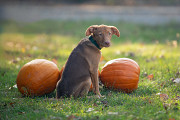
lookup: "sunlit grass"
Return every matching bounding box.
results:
[0,21,180,120]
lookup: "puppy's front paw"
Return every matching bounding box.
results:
[96,94,105,99]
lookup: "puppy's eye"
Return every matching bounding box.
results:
[109,32,111,35]
[99,33,102,36]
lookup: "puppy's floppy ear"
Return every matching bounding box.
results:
[110,26,120,37]
[85,25,98,36]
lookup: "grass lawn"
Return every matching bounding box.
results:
[0,20,180,120]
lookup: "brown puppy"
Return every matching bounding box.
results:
[56,25,120,98]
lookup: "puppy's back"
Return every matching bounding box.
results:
[56,38,91,98]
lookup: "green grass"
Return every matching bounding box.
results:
[0,20,180,120]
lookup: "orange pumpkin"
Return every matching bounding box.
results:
[59,66,100,91]
[100,58,140,93]
[16,59,60,96]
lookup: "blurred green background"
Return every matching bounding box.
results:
[0,0,180,120]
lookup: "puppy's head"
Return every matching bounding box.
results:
[85,25,120,48]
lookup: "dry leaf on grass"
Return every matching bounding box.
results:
[67,115,76,120]
[160,94,169,101]
[173,78,180,84]
[147,74,154,80]
[108,112,118,115]
[9,102,15,108]
[156,93,169,101]
[160,82,166,87]
[9,84,17,90]
[18,112,25,115]
[93,102,98,107]
[169,118,175,120]
[149,99,152,104]
[86,108,94,112]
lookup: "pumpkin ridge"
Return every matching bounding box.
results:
[102,65,139,73]
[103,60,140,72]
[101,71,139,77]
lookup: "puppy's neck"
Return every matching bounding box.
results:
[89,36,101,50]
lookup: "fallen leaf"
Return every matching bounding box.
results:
[169,118,175,120]
[147,74,154,80]
[149,99,152,104]
[143,97,152,104]
[13,84,17,88]
[108,112,118,115]
[159,94,169,101]
[9,84,17,90]
[67,115,76,120]
[9,102,15,107]
[173,78,180,84]
[18,112,25,115]
[160,82,166,87]
[93,102,98,107]
[86,108,94,112]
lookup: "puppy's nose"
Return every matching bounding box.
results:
[105,41,110,46]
